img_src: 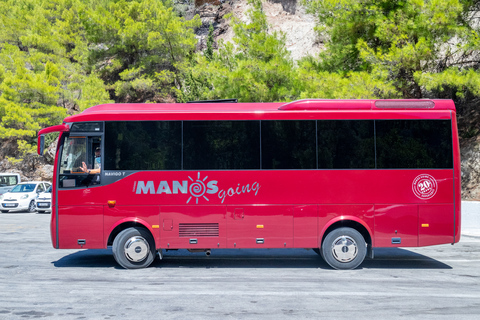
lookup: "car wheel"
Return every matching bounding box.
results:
[1,210,8,213]
[112,227,156,269]
[27,200,36,213]
[37,210,45,214]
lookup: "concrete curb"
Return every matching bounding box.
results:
[461,201,480,237]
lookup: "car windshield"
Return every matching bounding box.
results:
[46,186,52,193]
[10,184,36,193]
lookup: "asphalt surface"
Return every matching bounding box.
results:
[0,205,479,320]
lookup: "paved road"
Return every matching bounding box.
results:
[0,212,479,319]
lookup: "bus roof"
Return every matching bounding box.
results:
[62,99,456,123]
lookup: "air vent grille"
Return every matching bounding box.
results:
[179,223,219,237]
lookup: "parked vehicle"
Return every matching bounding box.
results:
[0,181,51,213]
[36,185,52,214]
[38,99,461,270]
[0,173,21,196]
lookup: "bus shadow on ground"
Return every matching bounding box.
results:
[53,248,451,270]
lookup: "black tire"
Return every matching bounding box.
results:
[112,227,156,269]
[1,210,8,213]
[321,227,367,270]
[27,200,36,213]
[37,211,45,214]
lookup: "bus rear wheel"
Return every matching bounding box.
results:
[321,227,366,270]
[112,227,156,269]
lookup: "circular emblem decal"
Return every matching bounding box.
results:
[412,174,438,199]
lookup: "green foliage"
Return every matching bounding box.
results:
[303,0,480,98]
[17,140,36,156]
[1,0,201,159]
[294,58,400,99]
[5,156,22,165]
[415,68,480,98]
[177,0,296,102]
[205,23,214,62]
[83,0,201,101]
[176,0,396,102]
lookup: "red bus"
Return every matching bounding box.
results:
[37,99,461,270]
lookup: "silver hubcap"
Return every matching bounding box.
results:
[124,236,150,262]
[331,235,358,263]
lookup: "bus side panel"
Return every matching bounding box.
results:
[418,204,454,246]
[104,205,160,248]
[293,205,318,248]
[159,206,226,249]
[57,205,104,248]
[226,205,293,248]
[374,205,418,247]
[318,205,374,245]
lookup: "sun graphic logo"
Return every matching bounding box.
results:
[412,174,438,200]
[187,172,219,204]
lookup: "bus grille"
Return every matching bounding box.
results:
[179,223,219,237]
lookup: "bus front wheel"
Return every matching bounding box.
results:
[112,227,156,269]
[321,227,366,270]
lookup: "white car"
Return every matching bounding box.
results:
[0,181,51,213]
[35,185,52,214]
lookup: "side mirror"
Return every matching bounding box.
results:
[38,135,45,156]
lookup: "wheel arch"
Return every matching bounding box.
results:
[107,219,156,247]
[320,217,373,249]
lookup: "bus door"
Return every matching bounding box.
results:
[56,133,104,249]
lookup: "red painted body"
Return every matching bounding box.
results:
[39,100,461,252]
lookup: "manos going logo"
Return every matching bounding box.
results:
[133,172,260,204]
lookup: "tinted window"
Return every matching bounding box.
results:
[376,120,453,169]
[183,121,260,170]
[105,121,181,170]
[262,120,316,169]
[71,122,103,132]
[317,120,375,169]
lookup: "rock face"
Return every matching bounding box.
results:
[195,0,322,60]
[194,2,232,51]
[461,138,480,200]
[0,154,52,183]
